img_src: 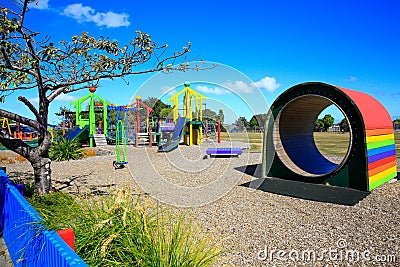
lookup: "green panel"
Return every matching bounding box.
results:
[367,139,395,150]
[324,166,350,187]
[369,172,397,190]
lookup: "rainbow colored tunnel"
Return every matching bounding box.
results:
[262,82,397,191]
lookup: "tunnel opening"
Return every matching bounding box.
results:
[273,95,352,177]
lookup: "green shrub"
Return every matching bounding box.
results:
[29,191,222,267]
[49,138,84,161]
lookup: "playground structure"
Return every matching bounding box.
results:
[168,82,207,146]
[70,87,108,147]
[262,82,397,192]
[65,87,157,148]
[0,118,11,135]
[0,118,38,141]
[129,96,155,148]
[64,83,217,151]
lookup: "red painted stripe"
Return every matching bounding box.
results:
[337,87,393,130]
[368,155,397,170]
[368,161,397,177]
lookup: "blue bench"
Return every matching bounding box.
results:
[206,147,243,156]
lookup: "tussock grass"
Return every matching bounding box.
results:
[29,190,222,266]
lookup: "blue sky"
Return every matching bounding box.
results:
[3,0,400,124]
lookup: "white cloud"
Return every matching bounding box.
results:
[28,0,49,10]
[29,94,77,105]
[195,85,230,95]
[55,93,78,102]
[223,80,254,94]
[254,76,280,92]
[29,97,39,105]
[63,4,130,28]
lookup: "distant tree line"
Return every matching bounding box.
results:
[230,113,351,133]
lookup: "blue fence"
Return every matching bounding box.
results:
[0,169,87,266]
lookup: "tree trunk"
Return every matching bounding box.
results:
[32,157,52,195]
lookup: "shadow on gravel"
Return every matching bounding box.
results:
[7,170,33,181]
[236,164,370,206]
[55,171,116,195]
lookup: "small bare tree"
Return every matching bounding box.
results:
[0,0,209,194]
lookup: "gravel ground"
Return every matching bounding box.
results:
[2,142,400,266]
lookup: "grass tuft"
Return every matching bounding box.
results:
[29,190,222,266]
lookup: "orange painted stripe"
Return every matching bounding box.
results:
[368,161,397,177]
[366,128,394,136]
[368,155,397,170]
[369,166,397,184]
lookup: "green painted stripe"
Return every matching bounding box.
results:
[366,139,395,150]
[369,171,397,190]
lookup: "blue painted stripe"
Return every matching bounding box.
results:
[206,148,242,155]
[367,144,396,157]
[368,150,396,163]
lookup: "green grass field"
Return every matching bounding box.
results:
[220,131,400,157]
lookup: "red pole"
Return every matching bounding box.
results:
[147,109,152,148]
[136,110,141,133]
[134,121,139,147]
[218,119,221,144]
[62,121,66,135]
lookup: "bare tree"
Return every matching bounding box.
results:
[0,1,212,194]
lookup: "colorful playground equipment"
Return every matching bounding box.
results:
[206,147,242,157]
[0,118,11,135]
[167,82,207,146]
[158,117,188,152]
[113,119,128,169]
[69,87,109,147]
[107,104,136,145]
[65,86,158,147]
[129,96,155,148]
[262,82,397,192]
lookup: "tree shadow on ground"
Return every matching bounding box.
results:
[54,171,117,195]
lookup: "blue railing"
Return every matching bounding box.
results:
[0,169,88,266]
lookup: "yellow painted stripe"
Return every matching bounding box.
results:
[366,128,394,136]
[366,134,394,143]
[369,166,397,184]
[368,161,397,177]
[369,172,397,190]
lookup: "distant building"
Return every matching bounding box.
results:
[328,125,341,133]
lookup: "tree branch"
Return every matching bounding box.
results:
[0,107,43,132]
[47,86,66,102]
[18,96,43,124]
[19,0,29,27]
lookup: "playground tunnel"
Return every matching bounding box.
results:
[263,82,397,191]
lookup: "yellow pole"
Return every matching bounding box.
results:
[174,97,178,122]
